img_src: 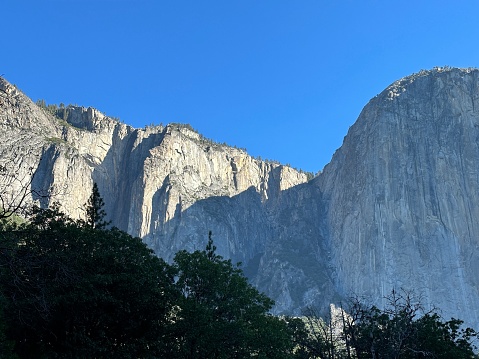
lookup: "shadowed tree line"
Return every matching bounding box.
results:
[0,182,477,358]
[295,290,478,359]
[0,185,299,358]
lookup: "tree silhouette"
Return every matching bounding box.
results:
[85,182,110,229]
[172,232,296,358]
[0,207,177,358]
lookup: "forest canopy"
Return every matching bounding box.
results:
[0,186,477,358]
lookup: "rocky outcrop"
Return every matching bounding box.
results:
[317,67,479,326]
[1,67,479,328]
[0,76,315,312]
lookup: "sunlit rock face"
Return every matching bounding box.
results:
[316,67,479,326]
[1,67,479,328]
[0,76,317,313]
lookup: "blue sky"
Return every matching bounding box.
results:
[3,1,479,173]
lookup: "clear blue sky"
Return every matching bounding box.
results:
[3,1,479,173]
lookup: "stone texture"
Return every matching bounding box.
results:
[1,67,479,328]
[0,76,315,312]
[317,67,479,326]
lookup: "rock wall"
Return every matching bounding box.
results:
[1,68,479,328]
[0,77,314,313]
[317,67,479,325]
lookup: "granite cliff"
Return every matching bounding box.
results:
[1,67,478,328]
[317,67,479,326]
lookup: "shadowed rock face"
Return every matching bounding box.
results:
[1,67,479,327]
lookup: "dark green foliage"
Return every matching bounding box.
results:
[85,182,110,229]
[0,214,300,358]
[171,231,297,358]
[35,99,59,117]
[299,290,478,359]
[302,171,315,181]
[343,291,478,359]
[1,199,476,358]
[410,314,478,359]
[294,306,348,359]
[0,294,17,359]
[0,207,177,358]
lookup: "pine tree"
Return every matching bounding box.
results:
[85,183,110,229]
[0,207,177,358]
[172,232,296,358]
[205,230,217,261]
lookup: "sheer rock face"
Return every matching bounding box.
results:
[0,77,314,313]
[317,67,479,325]
[1,68,479,327]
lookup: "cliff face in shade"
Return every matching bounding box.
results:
[1,67,479,328]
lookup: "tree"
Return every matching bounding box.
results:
[297,305,351,359]
[0,207,178,358]
[85,182,110,229]
[411,314,478,359]
[298,290,479,359]
[0,159,50,222]
[0,294,16,359]
[0,108,57,222]
[342,290,478,359]
[171,231,297,358]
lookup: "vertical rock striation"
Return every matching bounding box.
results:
[1,68,479,328]
[0,76,313,310]
[317,67,479,325]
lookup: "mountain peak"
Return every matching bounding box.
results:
[382,66,479,101]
